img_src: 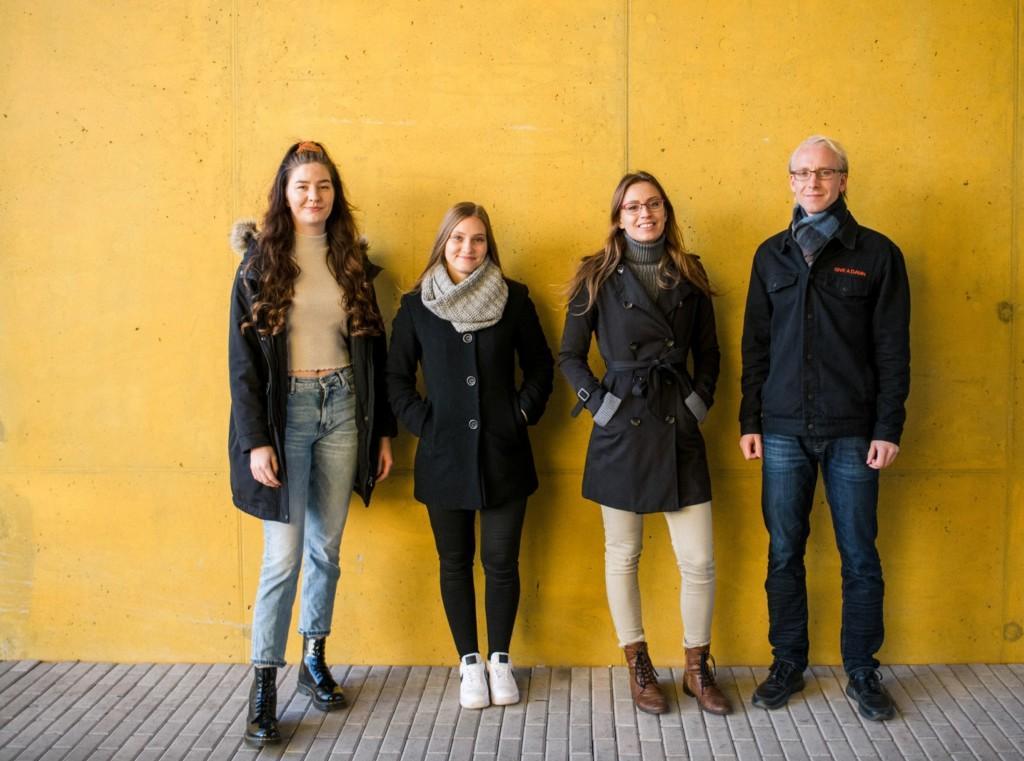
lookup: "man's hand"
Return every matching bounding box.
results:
[739,433,763,460]
[866,440,900,470]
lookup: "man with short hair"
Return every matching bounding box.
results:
[739,135,910,721]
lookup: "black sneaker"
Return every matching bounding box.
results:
[752,660,805,710]
[846,669,896,721]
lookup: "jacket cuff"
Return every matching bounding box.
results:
[592,392,622,428]
[684,391,709,423]
[871,427,902,446]
[237,431,271,453]
[739,417,762,436]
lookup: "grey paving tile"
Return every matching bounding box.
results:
[0,661,73,729]
[639,737,667,761]
[2,661,107,753]
[6,662,1024,760]
[0,661,43,714]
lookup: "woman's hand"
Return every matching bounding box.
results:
[376,436,394,481]
[250,445,281,488]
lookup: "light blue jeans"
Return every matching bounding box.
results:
[250,368,358,666]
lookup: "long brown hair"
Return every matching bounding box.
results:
[243,141,384,337]
[564,171,713,313]
[409,202,502,291]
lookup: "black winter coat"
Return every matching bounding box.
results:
[227,225,397,522]
[559,260,720,513]
[387,280,554,510]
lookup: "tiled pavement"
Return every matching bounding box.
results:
[1,661,1022,760]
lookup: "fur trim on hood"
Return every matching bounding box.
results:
[229,218,370,257]
[230,218,259,256]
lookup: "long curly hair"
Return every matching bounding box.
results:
[564,171,713,313]
[243,141,384,337]
[409,202,502,292]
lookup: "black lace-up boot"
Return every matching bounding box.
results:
[244,667,281,746]
[297,636,347,711]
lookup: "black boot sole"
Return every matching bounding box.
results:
[751,678,805,710]
[297,681,347,711]
[243,731,281,747]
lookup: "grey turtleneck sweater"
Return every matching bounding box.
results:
[623,233,666,301]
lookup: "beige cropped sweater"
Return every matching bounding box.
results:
[287,233,350,372]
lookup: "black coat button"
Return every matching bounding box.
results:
[468,419,479,430]
[623,301,634,309]
[630,417,641,427]
[466,376,477,386]
[616,265,625,274]
[665,415,675,424]
[629,342,638,351]
[665,338,675,347]
[463,333,473,343]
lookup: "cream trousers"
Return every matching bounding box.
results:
[601,501,715,649]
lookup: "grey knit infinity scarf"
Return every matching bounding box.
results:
[420,258,509,333]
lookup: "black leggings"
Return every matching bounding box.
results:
[425,498,527,658]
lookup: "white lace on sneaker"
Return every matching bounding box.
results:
[459,653,490,709]
[487,652,520,706]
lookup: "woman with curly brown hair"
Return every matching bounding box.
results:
[227,141,396,746]
[559,171,731,716]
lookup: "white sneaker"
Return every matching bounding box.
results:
[487,652,520,706]
[459,653,490,709]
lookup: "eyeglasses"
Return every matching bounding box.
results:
[621,199,664,215]
[789,168,845,181]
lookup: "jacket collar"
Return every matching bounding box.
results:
[608,260,691,335]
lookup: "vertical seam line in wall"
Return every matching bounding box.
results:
[624,0,630,172]
[1004,0,1022,661]
[231,0,246,663]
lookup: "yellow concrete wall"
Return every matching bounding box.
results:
[0,1,1020,666]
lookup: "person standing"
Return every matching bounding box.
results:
[387,202,553,709]
[560,172,732,715]
[739,136,911,721]
[228,141,396,745]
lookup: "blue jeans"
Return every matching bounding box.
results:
[761,434,883,675]
[250,369,358,666]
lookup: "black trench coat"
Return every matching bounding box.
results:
[387,279,554,510]
[559,260,720,513]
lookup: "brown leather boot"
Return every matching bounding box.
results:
[623,641,668,714]
[682,644,732,715]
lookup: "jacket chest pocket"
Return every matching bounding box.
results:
[821,273,871,301]
[766,272,799,304]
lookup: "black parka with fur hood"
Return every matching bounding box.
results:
[227,220,397,522]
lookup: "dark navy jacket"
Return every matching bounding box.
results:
[227,226,396,522]
[739,212,911,444]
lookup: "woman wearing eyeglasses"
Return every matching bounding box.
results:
[559,172,731,716]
